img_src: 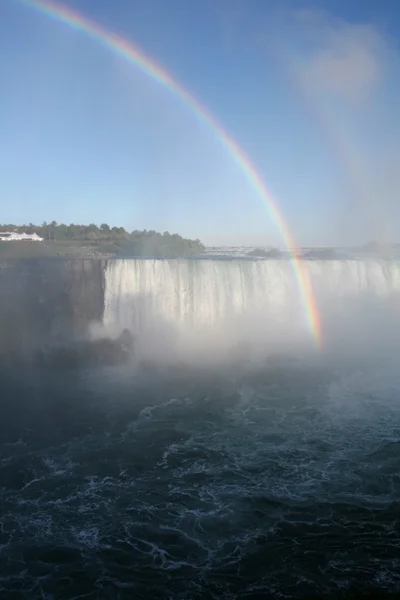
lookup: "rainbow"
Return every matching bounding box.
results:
[17,0,322,346]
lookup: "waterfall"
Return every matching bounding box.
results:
[103,259,304,331]
[102,258,400,354]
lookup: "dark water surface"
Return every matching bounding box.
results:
[1,355,400,599]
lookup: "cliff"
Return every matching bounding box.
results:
[0,258,106,364]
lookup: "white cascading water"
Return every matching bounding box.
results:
[102,258,400,356]
[103,259,303,331]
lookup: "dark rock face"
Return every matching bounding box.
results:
[0,259,106,365]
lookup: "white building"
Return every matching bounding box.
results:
[0,231,44,242]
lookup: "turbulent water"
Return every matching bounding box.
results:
[2,258,400,599]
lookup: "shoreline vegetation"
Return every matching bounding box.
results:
[0,222,205,259]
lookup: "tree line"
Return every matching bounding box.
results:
[0,222,205,257]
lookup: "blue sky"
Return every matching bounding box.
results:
[0,0,399,246]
